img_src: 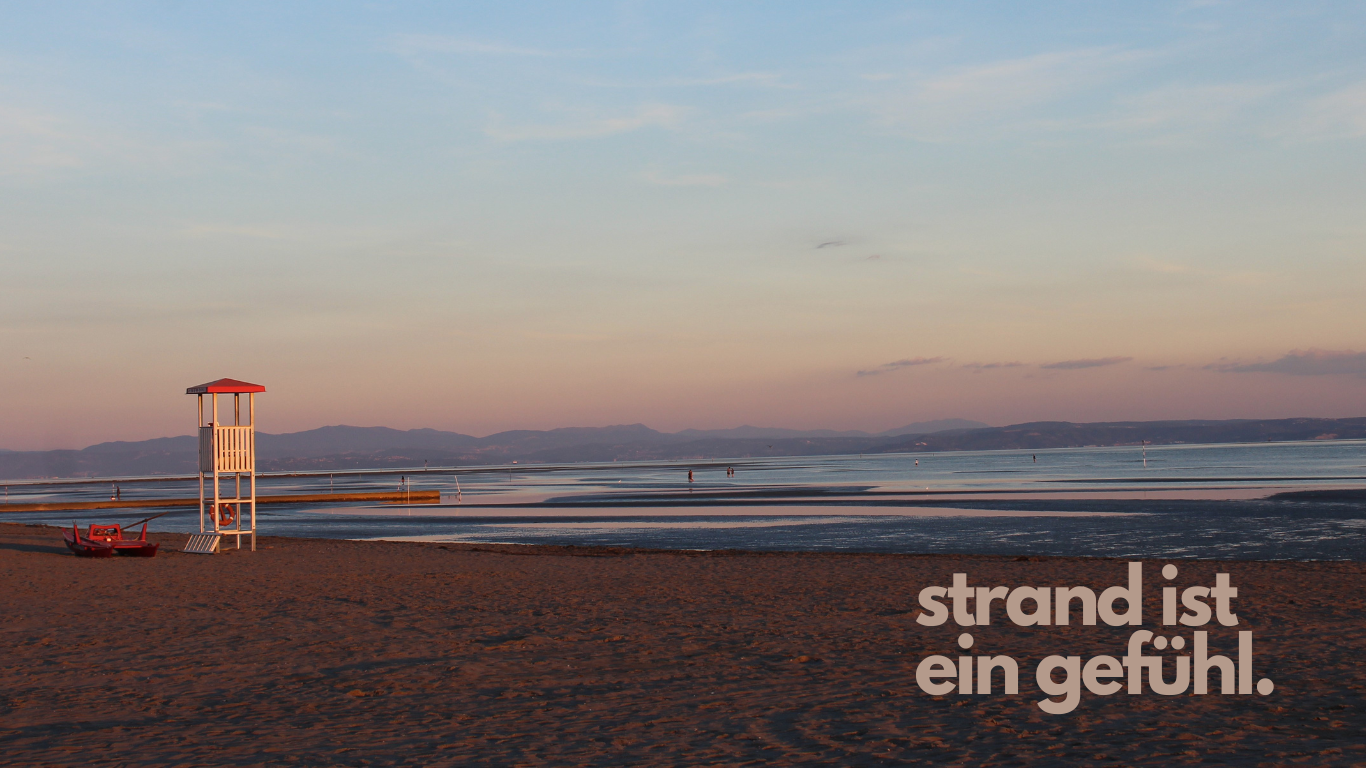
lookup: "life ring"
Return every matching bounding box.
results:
[215,503,237,527]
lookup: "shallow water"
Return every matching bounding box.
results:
[6,440,1364,560]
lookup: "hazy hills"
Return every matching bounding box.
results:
[2,417,1362,480]
[0,419,985,479]
[670,419,987,440]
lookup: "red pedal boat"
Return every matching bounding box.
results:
[63,521,160,558]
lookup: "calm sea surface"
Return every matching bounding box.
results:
[7,440,1365,561]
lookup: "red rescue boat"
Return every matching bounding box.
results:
[63,521,160,558]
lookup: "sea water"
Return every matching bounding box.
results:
[6,440,1364,560]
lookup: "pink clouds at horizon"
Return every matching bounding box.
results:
[4,348,1363,451]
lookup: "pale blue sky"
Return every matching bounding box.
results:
[2,2,1364,448]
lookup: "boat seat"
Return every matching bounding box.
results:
[88,525,123,541]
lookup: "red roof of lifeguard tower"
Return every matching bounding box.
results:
[186,378,267,395]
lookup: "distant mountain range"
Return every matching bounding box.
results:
[671,419,986,440]
[0,419,984,479]
[2,417,1362,480]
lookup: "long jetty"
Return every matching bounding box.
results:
[0,490,440,513]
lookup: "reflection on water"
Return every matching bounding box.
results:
[379,509,1138,536]
[317,504,1134,518]
[4,440,1363,560]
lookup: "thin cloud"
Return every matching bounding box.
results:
[1040,356,1133,370]
[1137,258,1192,274]
[1131,257,1269,286]
[568,72,793,92]
[180,223,297,241]
[0,102,211,176]
[389,34,570,58]
[1207,349,1366,376]
[485,104,687,142]
[1098,82,1280,143]
[872,47,1154,141]
[963,361,1025,369]
[665,72,790,89]
[242,126,342,156]
[643,170,726,187]
[857,356,947,377]
[1280,81,1366,140]
[0,105,85,171]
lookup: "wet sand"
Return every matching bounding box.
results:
[2,522,1363,766]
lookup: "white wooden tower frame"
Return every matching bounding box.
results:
[187,378,265,552]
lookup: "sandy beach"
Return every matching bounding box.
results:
[2,522,1362,766]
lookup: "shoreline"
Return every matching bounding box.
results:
[7,520,1357,565]
[13,487,1366,562]
[0,520,1348,562]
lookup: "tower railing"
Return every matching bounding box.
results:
[200,425,255,473]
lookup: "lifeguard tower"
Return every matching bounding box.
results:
[186,378,265,552]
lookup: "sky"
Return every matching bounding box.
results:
[2,1,1365,450]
